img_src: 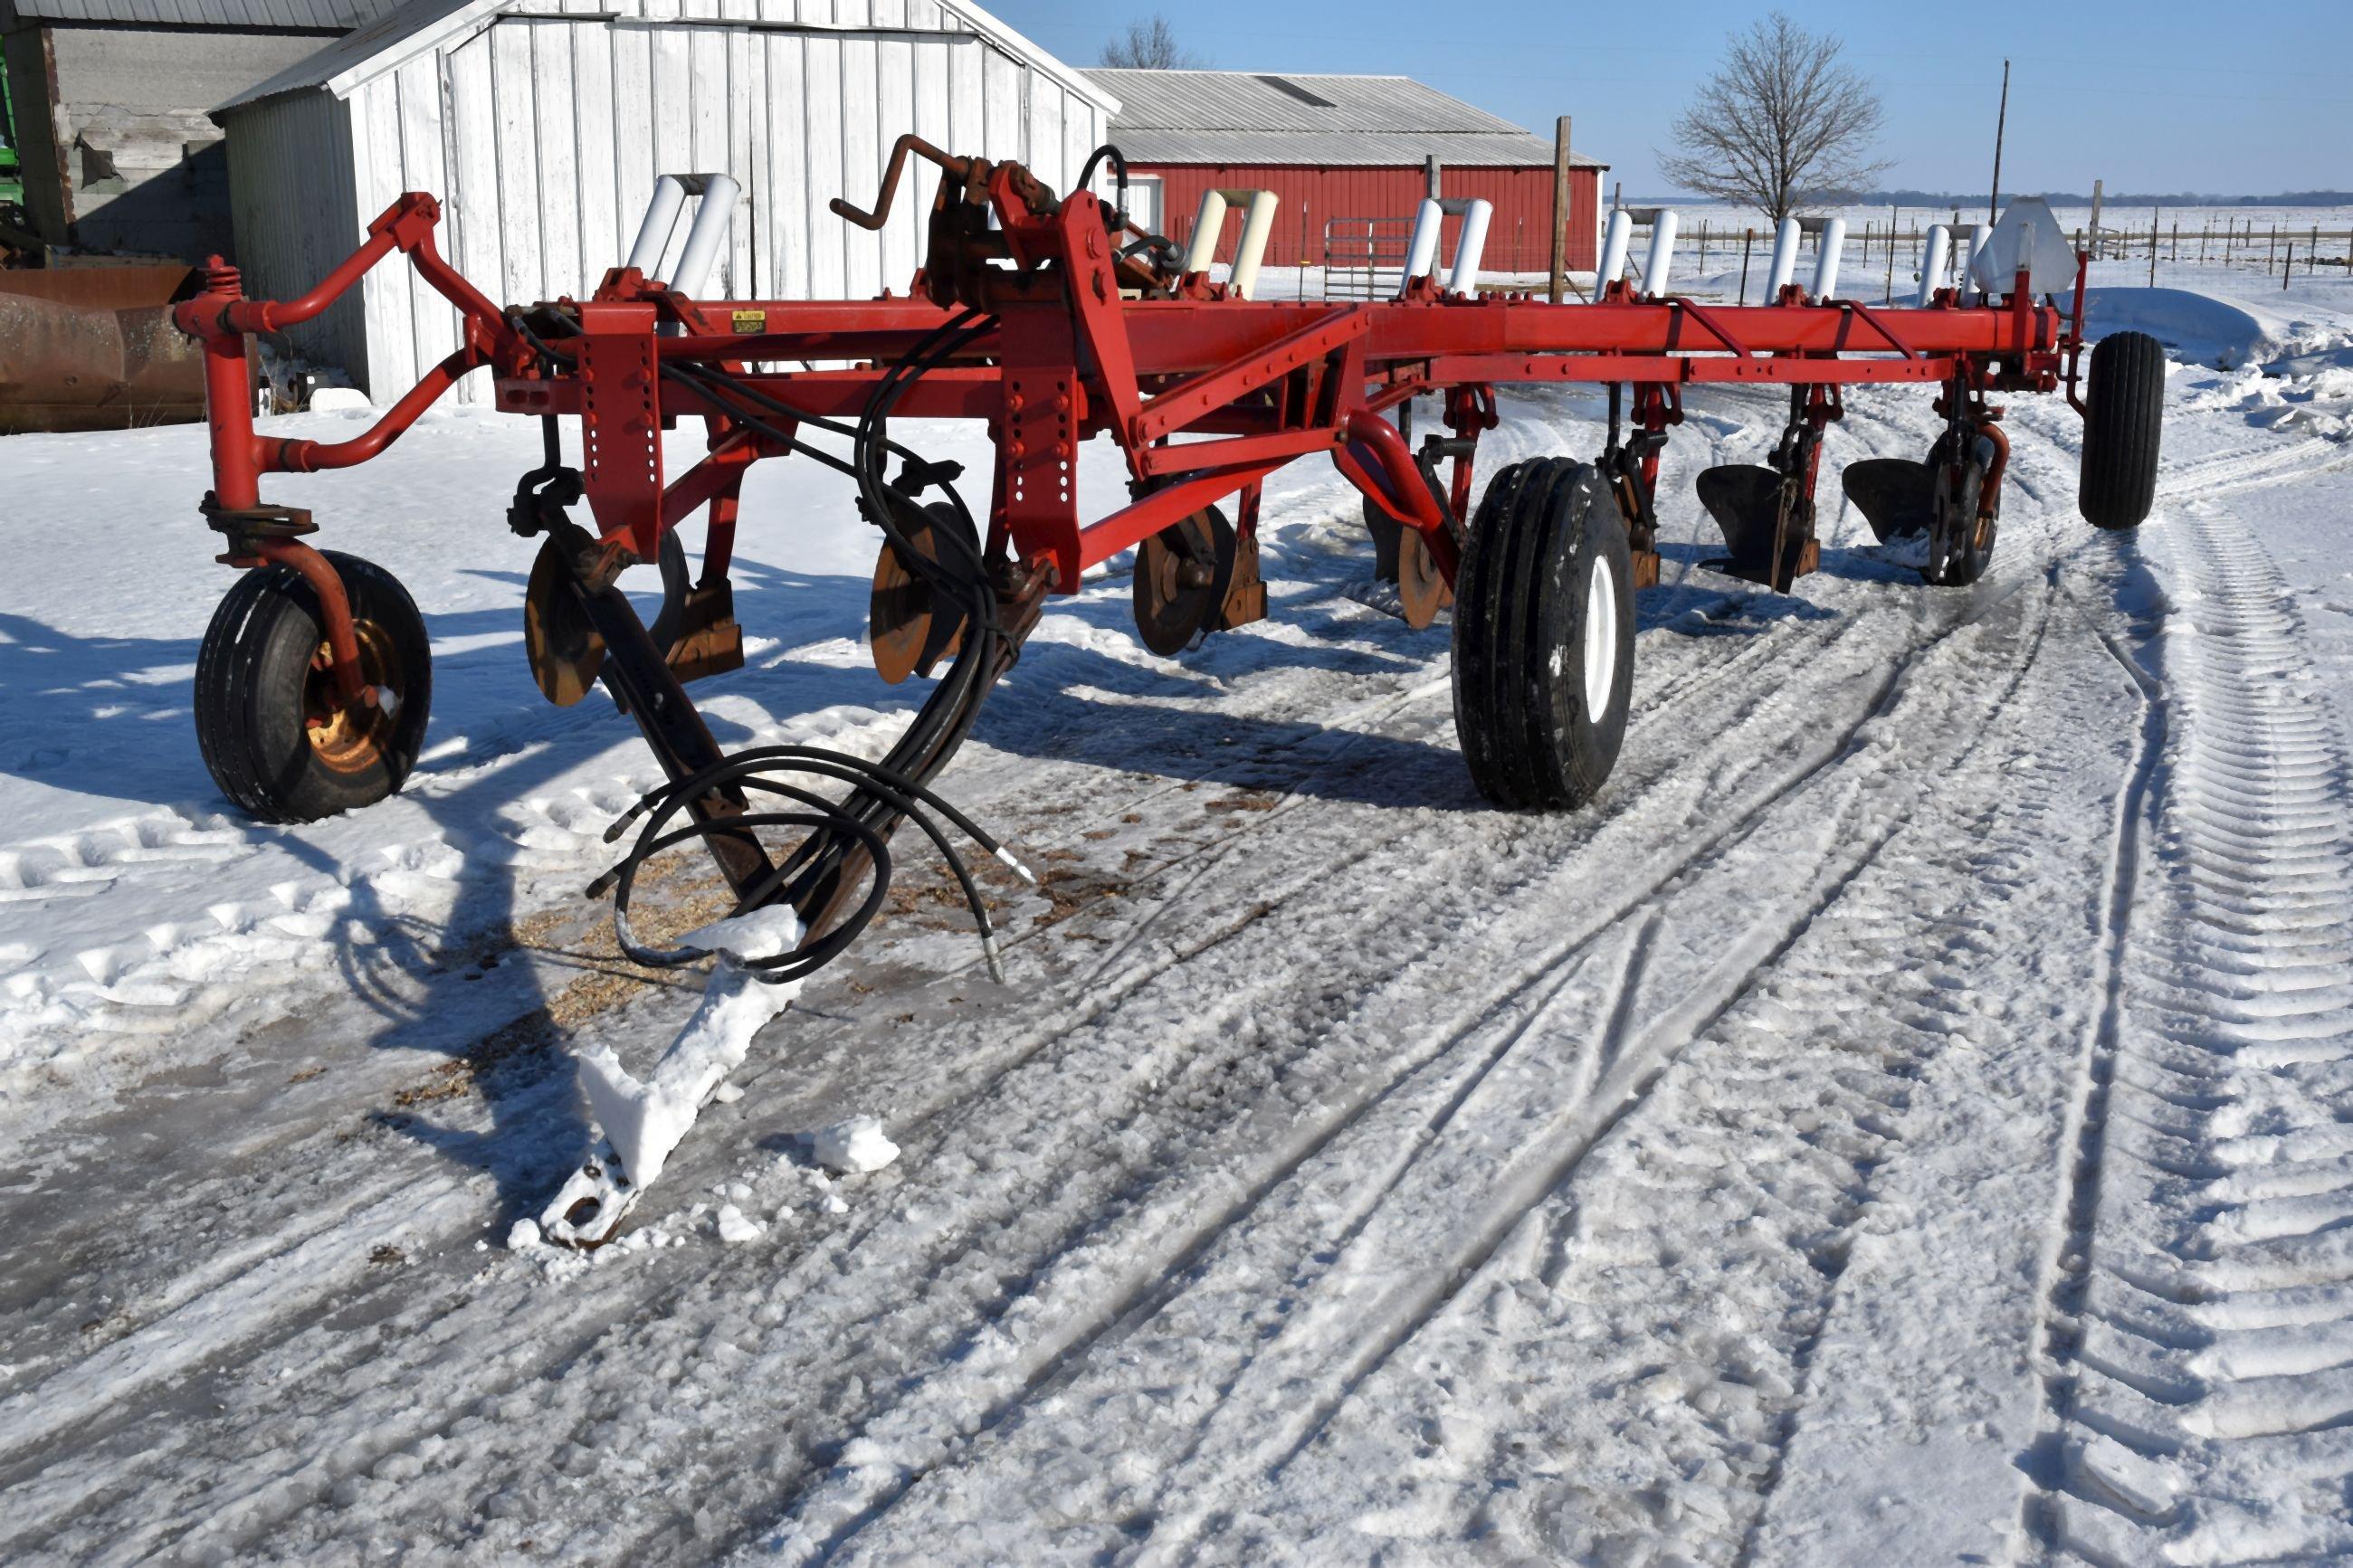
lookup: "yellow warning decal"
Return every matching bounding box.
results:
[730,309,767,333]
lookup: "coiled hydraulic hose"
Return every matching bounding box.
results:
[509,305,1020,984]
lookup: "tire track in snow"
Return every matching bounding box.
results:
[191,531,1992,1564]
[2030,508,2353,1566]
[0,389,2039,1563]
[1159,559,2133,1568]
[747,544,2068,1565]
[0,477,1966,1563]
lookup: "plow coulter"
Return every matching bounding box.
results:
[171,142,2162,1240]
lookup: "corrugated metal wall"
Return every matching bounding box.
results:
[1137,163,1603,276]
[229,0,1110,399]
[223,90,367,376]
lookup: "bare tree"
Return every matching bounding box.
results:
[1100,15,1203,70]
[1659,12,1889,223]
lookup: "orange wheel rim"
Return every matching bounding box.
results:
[304,620,399,774]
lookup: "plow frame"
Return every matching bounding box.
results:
[166,145,2120,1246]
[175,152,2084,708]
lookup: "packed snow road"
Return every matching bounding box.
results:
[3,273,2351,1563]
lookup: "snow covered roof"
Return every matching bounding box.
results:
[1084,68,1603,170]
[214,0,1119,118]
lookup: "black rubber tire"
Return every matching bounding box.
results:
[1452,458,1634,810]
[1926,432,1995,588]
[2080,330,2165,531]
[195,551,433,823]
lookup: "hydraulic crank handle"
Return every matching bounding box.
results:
[830,134,974,231]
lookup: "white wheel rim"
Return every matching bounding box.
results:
[1583,553,1618,719]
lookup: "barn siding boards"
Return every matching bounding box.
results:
[836,0,881,301]
[764,29,807,299]
[572,21,620,298]
[230,90,367,376]
[611,22,655,268]
[220,0,1117,399]
[798,21,845,299]
[350,66,415,394]
[392,52,457,381]
[438,27,502,382]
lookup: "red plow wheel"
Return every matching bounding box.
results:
[195,550,433,823]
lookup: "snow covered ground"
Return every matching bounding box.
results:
[2,258,2350,1564]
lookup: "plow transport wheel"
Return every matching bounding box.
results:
[195,551,433,822]
[1452,458,1634,810]
[2080,330,2166,531]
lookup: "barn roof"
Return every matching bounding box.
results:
[0,0,396,26]
[1085,69,1604,170]
[214,0,1119,117]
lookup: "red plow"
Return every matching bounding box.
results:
[174,139,2163,1237]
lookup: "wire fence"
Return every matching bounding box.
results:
[1317,210,2353,306]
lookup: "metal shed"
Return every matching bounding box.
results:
[1,0,401,257]
[213,0,1117,401]
[1085,68,1605,278]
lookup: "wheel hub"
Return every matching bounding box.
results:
[304,620,398,774]
[1132,508,1235,655]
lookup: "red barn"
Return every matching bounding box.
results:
[1084,69,1605,279]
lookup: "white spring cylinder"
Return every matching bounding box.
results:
[1183,188,1281,299]
[1182,190,1230,277]
[1401,198,1445,290]
[1446,199,1493,296]
[1917,224,1951,307]
[1641,209,1679,296]
[1962,223,1991,301]
[1596,208,1634,289]
[1811,217,1847,299]
[1227,189,1279,300]
[624,176,689,277]
[671,174,741,298]
[1765,216,1802,298]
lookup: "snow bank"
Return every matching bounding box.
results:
[2085,285,2353,371]
[573,906,804,1193]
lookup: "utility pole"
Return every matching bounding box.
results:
[1987,59,2010,227]
[1549,115,1572,305]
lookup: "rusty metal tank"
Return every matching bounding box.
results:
[0,262,209,434]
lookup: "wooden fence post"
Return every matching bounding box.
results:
[1548,115,1571,305]
[1739,229,1753,305]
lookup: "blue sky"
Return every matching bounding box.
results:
[992,1,2352,198]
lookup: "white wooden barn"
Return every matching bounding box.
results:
[212,0,1116,400]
